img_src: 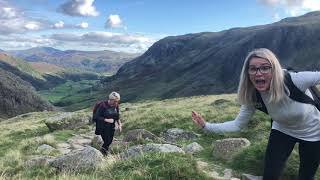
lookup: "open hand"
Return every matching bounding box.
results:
[191,111,206,128]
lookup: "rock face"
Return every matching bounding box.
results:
[213,138,251,160]
[183,142,204,154]
[49,146,103,172]
[161,128,198,143]
[123,129,160,142]
[45,112,90,132]
[120,143,184,159]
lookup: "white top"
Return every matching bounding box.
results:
[204,71,320,142]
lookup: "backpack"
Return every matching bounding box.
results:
[255,69,320,125]
[92,101,107,123]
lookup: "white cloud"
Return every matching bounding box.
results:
[259,0,320,17]
[106,14,124,28]
[2,7,17,19]
[0,0,52,34]
[49,31,157,53]
[53,21,64,28]
[77,22,89,28]
[59,0,99,17]
[0,31,161,53]
[24,22,41,30]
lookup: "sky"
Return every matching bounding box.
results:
[0,0,319,53]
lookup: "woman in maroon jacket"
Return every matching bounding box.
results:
[94,92,122,156]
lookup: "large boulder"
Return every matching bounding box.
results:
[123,129,160,143]
[49,146,103,172]
[183,142,204,154]
[120,143,184,159]
[213,138,251,160]
[161,128,198,143]
[45,112,90,132]
[24,156,54,168]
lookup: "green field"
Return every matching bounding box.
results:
[0,94,318,179]
[39,80,105,111]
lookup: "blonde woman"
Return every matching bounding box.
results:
[192,48,320,180]
[94,92,122,156]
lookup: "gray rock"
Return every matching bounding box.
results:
[37,144,55,154]
[45,112,90,132]
[120,143,184,159]
[49,146,103,172]
[56,143,71,154]
[213,138,250,160]
[183,142,204,154]
[91,135,104,149]
[68,135,92,150]
[162,128,198,142]
[242,174,263,180]
[124,129,159,142]
[24,156,53,168]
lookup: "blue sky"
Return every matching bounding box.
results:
[0,0,319,53]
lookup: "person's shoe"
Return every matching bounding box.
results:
[99,147,108,156]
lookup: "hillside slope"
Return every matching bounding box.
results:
[102,11,320,102]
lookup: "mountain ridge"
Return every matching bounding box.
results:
[101,11,320,102]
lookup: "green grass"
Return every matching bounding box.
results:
[98,153,211,180]
[0,94,319,179]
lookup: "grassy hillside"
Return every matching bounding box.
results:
[0,94,317,179]
[29,62,65,74]
[0,53,44,80]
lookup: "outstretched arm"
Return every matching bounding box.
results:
[192,105,255,133]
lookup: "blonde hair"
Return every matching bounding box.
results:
[237,48,286,105]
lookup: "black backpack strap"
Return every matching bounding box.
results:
[255,91,273,127]
[284,71,317,107]
[255,90,269,115]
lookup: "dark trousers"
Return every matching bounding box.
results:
[100,126,115,151]
[263,129,320,180]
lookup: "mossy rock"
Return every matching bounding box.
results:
[45,112,90,132]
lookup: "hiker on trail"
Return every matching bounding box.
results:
[94,91,122,156]
[191,48,320,180]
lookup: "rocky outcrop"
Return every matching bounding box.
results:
[213,138,251,160]
[161,128,198,143]
[49,146,103,172]
[120,143,184,159]
[123,129,160,143]
[183,142,204,154]
[45,112,90,132]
